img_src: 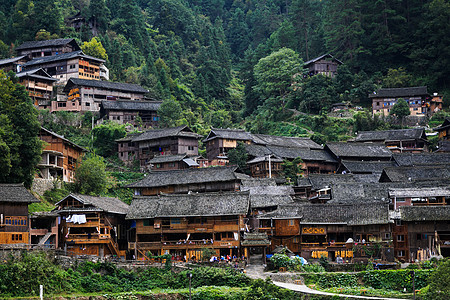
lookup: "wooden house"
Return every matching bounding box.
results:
[247,155,283,178]
[21,50,105,85]
[55,78,149,112]
[434,117,450,152]
[430,93,443,113]
[0,183,40,247]
[116,133,140,165]
[149,154,199,171]
[15,38,81,58]
[38,127,86,182]
[258,201,390,260]
[355,128,429,153]
[204,128,254,161]
[99,100,161,127]
[55,194,129,258]
[16,68,57,110]
[397,205,450,260]
[126,191,249,260]
[126,166,241,196]
[130,126,201,169]
[30,211,59,249]
[304,54,343,78]
[370,86,432,117]
[325,142,392,169]
[0,56,28,73]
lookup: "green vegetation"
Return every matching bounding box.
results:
[0,71,42,188]
[73,154,113,196]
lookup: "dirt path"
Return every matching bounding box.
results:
[244,256,407,300]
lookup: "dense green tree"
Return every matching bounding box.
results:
[158,99,182,127]
[92,121,127,157]
[227,142,249,174]
[73,154,111,196]
[254,48,302,102]
[390,98,410,127]
[0,71,42,188]
[422,259,450,300]
[382,68,415,88]
[297,75,337,114]
[80,37,108,60]
[88,0,110,32]
[282,157,303,184]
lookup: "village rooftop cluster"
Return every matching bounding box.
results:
[0,38,449,265]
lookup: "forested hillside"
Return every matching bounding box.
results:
[0,0,449,136]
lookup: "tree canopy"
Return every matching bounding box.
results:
[0,71,42,188]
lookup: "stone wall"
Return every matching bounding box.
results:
[31,178,61,196]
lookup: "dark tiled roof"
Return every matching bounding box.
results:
[101,100,161,111]
[0,55,26,65]
[253,134,322,149]
[126,191,249,219]
[355,128,426,142]
[132,126,201,142]
[304,174,357,190]
[259,202,389,225]
[240,178,277,187]
[242,232,271,246]
[380,165,450,182]
[203,128,253,142]
[116,133,141,142]
[125,166,239,188]
[247,155,283,164]
[66,78,148,94]
[245,144,335,162]
[400,206,450,222]
[369,86,428,98]
[16,68,57,81]
[434,117,450,131]
[389,187,450,198]
[0,183,40,203]
[304,53,344,66]
[40,127,86,152]
[392,153,450,166]
[16,38,80,51]
[241,184,294,209]
[55,194,129,214]
[325,142,392,158]
[437,140,450,152]
[23,50,104,67]
[149,154,187,164]
[341,160,397,174]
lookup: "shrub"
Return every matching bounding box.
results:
[302,263,325,273]
[269,253,291,269]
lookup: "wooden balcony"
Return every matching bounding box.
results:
[66,233,110,243]
[134,239,239,250]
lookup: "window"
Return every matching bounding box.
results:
[416,234,422,241]
[156,164,161,168]
[171,218,181,224]
[289,219,295,226]
[395,219,402,226]
[143,219,152,226]
[397,250,405,257]
[396,198,406,202]
[57,102,66,107]
[85,102,90,106]
[397,235,405,242]
[413,108,418,111]
[188,146,194,151]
